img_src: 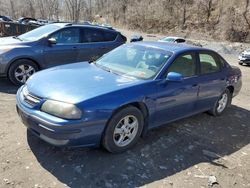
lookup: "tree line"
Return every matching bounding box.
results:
[0,0,250,42]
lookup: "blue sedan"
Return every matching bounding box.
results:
[16,42,242,153]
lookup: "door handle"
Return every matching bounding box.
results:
[72,46,77,49]
[192,83,198,87]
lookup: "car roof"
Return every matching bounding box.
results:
[132,41,209,53]
[50,22,118,32]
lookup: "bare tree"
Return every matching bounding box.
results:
[243,0,250,29]
[9,0,17,19]
[199,0,213,23]
[65,0,85,22]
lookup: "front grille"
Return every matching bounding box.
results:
[22,86,41,107]
[24,93,41,106]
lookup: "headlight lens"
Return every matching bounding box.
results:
[41,100,82,120]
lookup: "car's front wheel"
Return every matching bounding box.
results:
[8,59,38,86]
[208,88,232,116]
[239,61,243,65]
[102,106,144,153]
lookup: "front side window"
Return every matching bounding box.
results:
[50,28,80,44]
[199,53,221,74]
[95,45,172,79]
[167,53,196,77]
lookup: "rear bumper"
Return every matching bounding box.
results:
[16,88,106,148]
[233,78,242,97]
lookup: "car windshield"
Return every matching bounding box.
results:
[19,24,61,41]
[95,45,172,80]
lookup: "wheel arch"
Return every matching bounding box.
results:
[101,101,150,143]
[6,57,41,77]
[226,85,234,95]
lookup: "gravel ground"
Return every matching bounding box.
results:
[0,30,250,188]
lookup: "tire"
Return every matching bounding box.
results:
[8,59,39,86]
[239,62,243,65]
[208,88,232,116]
[102,106,144,153]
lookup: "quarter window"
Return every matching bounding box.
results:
[199,53,221,74]
[167,54,196,77]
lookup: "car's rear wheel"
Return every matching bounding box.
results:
[208,88,232,116]
[239,61,243,65]
[102,106,144,153]
[8,59,38,86]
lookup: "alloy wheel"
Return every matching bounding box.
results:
[14,64,36,83]
[113,115,139,147]
[217,93,228,113]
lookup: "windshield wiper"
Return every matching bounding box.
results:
[100,65,112,73]
[94,63,125,76]
[13,36,23,41]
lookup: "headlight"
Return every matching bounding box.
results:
[41,100,82,120]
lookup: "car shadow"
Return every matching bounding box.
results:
[27,105,250,188]
[0,78,19,94]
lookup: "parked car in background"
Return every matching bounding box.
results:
[159,36,203,47]
[0,15,13,22]
[0,23,127,85]
[238,49,250,65]
[16,42,242,153]
[158,36,186,43]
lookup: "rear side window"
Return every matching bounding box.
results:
[199,53,221,74]
[167,53,196,77]
[82,28,104,43]
[81,28,117,43]
[103,32,117,41]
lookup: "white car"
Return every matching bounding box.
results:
[239,49,250,65]
[158,36,186,43]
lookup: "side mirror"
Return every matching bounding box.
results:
[166,72,183,82]
[48,38,57,46]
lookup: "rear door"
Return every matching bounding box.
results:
[196,51,227,111]
[43,27,80,67]
[76,28,120,62]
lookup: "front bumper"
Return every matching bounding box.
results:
[16,88,106,148]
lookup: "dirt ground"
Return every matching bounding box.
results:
[0,30,250,188]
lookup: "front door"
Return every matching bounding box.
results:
[154,53,199,127]
[43,27,80,67]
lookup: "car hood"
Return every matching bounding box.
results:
[26,62,145,104]
[0,37,32,46]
